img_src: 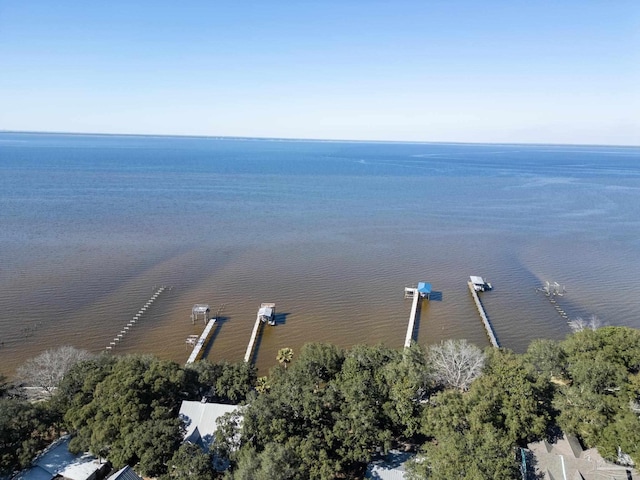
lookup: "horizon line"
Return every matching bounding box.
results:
[1,129,638,149]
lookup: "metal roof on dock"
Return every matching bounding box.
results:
[417,282,432,295]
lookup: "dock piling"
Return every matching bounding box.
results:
[104,285,168,352]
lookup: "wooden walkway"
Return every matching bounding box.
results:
[467,281,499,348]
[404,288,421,348]
[244,314,264,363]
[106,286,167,352]
[186,318,217,364]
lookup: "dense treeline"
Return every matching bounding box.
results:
[2,326,640,479]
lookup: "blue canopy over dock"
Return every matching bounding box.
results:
[417,282,432,298]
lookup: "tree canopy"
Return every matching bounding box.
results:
[4,326,640,478]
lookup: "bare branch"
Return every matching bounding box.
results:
[17,345,93,397]
[428,339,485,392]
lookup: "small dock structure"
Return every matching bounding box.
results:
[186,318,217,364]
[191,304,210,324]
[467,277,499,348]
[244,303,276,363]
[470,276,492,292]
[403,282,431,348]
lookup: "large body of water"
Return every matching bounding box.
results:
[1,132,640,376]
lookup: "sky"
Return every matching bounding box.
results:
[0,1,638,145]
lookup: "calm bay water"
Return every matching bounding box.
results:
[1,132,640,376]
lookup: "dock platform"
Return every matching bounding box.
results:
[467,281,499,348]
[186,318,217,364]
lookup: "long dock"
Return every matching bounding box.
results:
[403,282,431,348]
[106,286,167,352]
[404,288,421,348]
[244,315,264,363]
[467,281,499,348]
[186,318,217,364]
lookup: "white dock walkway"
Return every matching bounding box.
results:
[404,288,421,348]
[186,318,217,364]
[244,315,264,363]
[467,281,499,348]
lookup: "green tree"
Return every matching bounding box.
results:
[553,326,640,464]
[525,338,567,380]
[383,343,432,436]
[233,343,399,478]
[186,360,256,403]
[232,442,299,480]
[0,375,12,398]
[65,355,189,475]
[0,399,52,475]
[466,348,553,445]
[408,423,518,479]
[161,438,215,480]
[331,345,397,467]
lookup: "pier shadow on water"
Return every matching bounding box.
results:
[408,293,441,344]
[274,312,290,326]
[409,304,424,343]
[429,291,444,302]
[476,295,501,348]
[202,316,228,360]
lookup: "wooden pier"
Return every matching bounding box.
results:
[244,303,276,363]
[244,315,263,363]
[186,318,217,364]
[403,282,431,348]
[467,281,500,348]
[105,286,167,352]
[404,288,421,348]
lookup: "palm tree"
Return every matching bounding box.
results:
[256,376,271,394]
[276,347,294,369]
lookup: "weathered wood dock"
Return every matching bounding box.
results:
[467,281,499,348]
[106,286,167,352]
[186,318,217,364]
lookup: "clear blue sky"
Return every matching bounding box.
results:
[1,1,638,144]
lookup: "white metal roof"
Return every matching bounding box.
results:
[14,436,104,480]
[470,276,485,285]
[179,401,239,449]
[192,304,210,313]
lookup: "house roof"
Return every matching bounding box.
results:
[365,450,414,480]
[13,436,105,480]
[527,434,640,480]
[106,465,143,480]
[417,282,432,295]
[179,401,239,449]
